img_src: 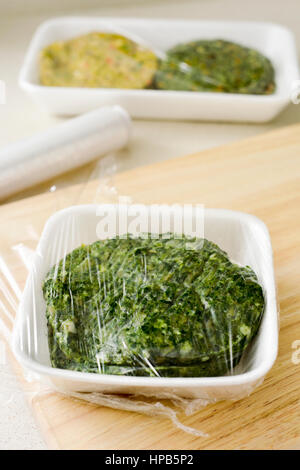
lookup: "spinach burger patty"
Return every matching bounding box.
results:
[154,39,275,94]
[43,234,265,377]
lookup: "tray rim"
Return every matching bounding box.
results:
[18,17,300,121]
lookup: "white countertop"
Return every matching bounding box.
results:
[0,0,299,449]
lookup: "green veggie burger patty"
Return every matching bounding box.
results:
[43,234,265,377]
[154,39,275,94]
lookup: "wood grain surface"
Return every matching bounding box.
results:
[0,123,300,449]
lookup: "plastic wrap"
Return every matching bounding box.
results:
[38,26,275,95]
[42,232,264,378]
[0,151,278,437]
[0,106,130,201]
[0,26,278,438]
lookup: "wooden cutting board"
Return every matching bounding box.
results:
[1,123,300,450]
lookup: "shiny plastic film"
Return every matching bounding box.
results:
[42,227,264,379]
[0,146,278,437]
[0,82,277,437]
[38,25,276,95]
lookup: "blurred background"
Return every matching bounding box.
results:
[0,0,299,204]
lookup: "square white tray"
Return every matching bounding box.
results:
[19,17,299,122]
[12,205,278,400]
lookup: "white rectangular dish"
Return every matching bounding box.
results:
[12,205,278,400]
[19,17,299,122]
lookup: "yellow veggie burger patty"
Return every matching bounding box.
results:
[40,32,158,89]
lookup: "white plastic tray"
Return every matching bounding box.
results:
[12,205,278,400]
[19,17,299,122]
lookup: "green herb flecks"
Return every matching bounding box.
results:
[43,234,265,377]
[155,39,275,94]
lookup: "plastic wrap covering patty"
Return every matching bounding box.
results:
[40,32,158,89]
[43,235,265,377]
[154,39,275,94]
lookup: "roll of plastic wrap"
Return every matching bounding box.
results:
[0,105,131,200]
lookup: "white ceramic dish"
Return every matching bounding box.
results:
[19,17,299,122]
[12,204,278,400]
